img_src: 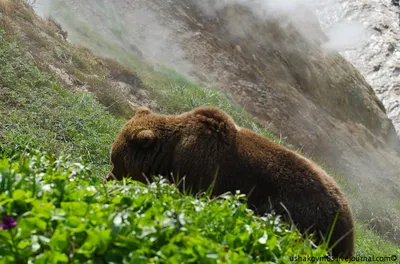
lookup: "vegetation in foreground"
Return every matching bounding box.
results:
[0,150,330,263]
[0,1,399,263]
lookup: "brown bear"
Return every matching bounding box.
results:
[108,106,354,258]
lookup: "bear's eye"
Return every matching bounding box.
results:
[136,130,156,148]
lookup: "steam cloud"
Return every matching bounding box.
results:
[32,0,369,54]
[31,0,51,17]
[195,0,369,52]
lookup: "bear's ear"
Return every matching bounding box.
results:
[136,130,156,148]
[135,106,152,117]
[191,107,236,132]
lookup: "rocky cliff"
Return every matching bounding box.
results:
[317,0,400,136]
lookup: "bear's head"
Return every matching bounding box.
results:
[108,106,238,182]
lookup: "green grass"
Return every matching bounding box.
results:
[0,29,124,175]
[355,222,400,259]
[0,150,332,263]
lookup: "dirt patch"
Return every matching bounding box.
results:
[48,64,88,92]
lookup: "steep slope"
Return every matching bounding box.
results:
[0,1,159,121]
[45,0,400,236]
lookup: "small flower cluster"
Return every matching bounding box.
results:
[1,216,17,230]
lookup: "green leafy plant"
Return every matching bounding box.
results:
[0,150,331,263]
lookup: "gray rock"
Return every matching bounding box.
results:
[316,0,400,135]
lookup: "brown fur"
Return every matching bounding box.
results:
[108,106,355,258]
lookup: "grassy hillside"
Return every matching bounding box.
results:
[0,28,124,176]
[0,0,399,263]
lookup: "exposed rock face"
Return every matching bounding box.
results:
[317,0,400,135]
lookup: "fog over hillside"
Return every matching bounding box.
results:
[33,0,369,64]
[195,0,369,52]
[34,0,400,137]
